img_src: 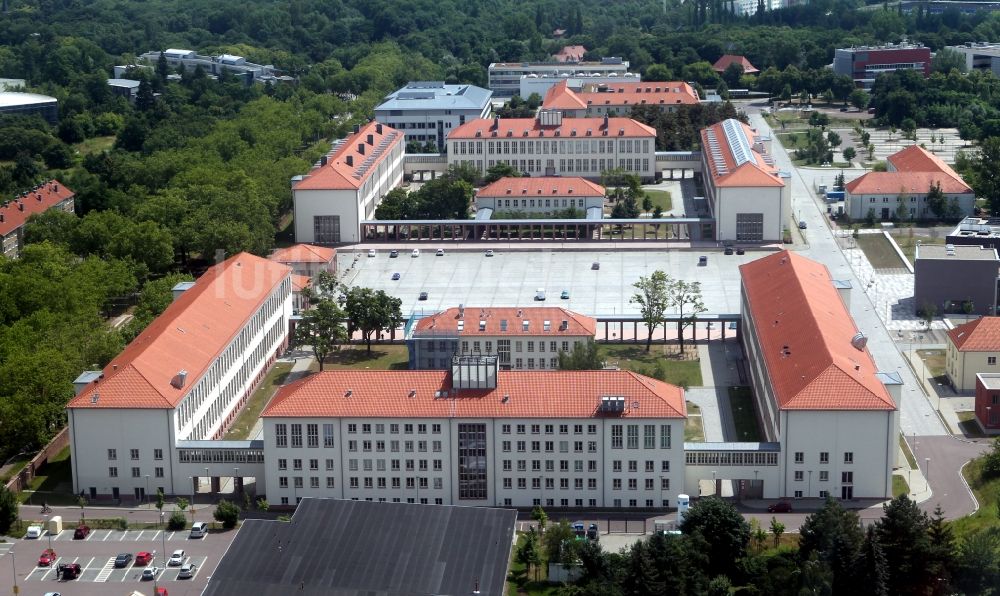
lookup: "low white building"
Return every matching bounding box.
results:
[474,177,605,215]
[373,81,492,150]
[488,58,631,98]
[447,112,657,182]
[138,49,288,85]
[260,359,687,508]
[700,118,790,242]
[67,253,292,502]
[740,251,900,500]
[292,122,404,245]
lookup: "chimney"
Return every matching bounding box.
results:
[346,155,354,167]
[353,124,360,134]
[17,202,23,211]
[376,123,383,134]
[602,114,609,128]
[367,134,374,145]
[358,143,365,155]
[36,194,42,201]
[170,369,188,389]
[320,155,328,166]
[0,214,4,223]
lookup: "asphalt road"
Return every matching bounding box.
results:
[908,435,991,518]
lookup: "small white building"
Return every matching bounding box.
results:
[260,360,687,508]
[700,118,790,242]
[947,317,1000,392]
[292,122,404,245]
[373,82,492,150]
[475,177,605,215]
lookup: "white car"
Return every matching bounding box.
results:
[411,248,420,258]
[25,525,42,539]
[367,249,376,257]
[485,249,494,257]
[168,549,185,566]
[141,567,160,580]
[178,562,196,579]
[435,248,444,256]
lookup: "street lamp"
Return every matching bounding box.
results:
[711,471,717,497]
[159,511,166,565]
[188,476,195,521]
[145,475,150,509]
[234,467,240,496]
[925,458,931,490]
[10,546,17,594]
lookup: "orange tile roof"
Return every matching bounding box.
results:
[740,251,896,411]
[0,180,74,237]
[553,45,587,62]
[700,119,784,188]
[543,80,699,111]
[476,177,605,199]
[292,122,402,191]
[269,244,336,264]
[888,145,963,182]
[414,307,597,337]
[448,116,655,140]
[542,81,587,110]
[948,317,1000,351]
[713,55,759,74]
[262,370,685,419]
[68,253,291,410]
[290,274,311,293]
[844,171,971,195]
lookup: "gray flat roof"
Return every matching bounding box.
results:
[0,92,57,107]
[362,217,712,225]
[202,498,516,596]
[375,82,492,112]
[684,442,781,451]
[977,372,1000,390]
[917,244,999,260]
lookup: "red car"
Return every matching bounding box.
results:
[38,548,57,566]
[767,501,793,513]
[73,525,90,539]
[58,562,81,580]
[135,551,153,566]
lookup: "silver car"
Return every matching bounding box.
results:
[178,563,196,579]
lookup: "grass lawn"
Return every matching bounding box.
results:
[950,455,1000,539]
[776,132,811,151]
[73,135,116,155]
[892,232,945,261]
[19,446,75,504]
[600,344,702,388]
[956,411,987,438]
[855,233,907,269]
[644,189,672,212]
[728,386,762,442]
[507,533,560,596]
[892,475,910,498]
[224,362,294,440]
[916,349,946,378]
[685,401,704,442]
[899,435,918,470]
[319,344,410,370]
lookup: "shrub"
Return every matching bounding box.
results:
[167,510,186,531]
[213,499,240,529]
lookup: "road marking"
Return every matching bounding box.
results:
[85,529,94,540]
[136,530,146,540]
[95,557,115,582]
[150,530,160,541]
[83,556,95,571]
[168,531,175,540]
[119,531,127,541]
[102,530,111,541]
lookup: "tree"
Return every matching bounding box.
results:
[827,131,842,148]
[875,495,934,594]
[769,516,785,548]
[798,497,864,591]
[543,520,578,567]
[0,485,18,535]
[558,340,603,369]
[849,89,870,111]
[167,510,187,531]
[982,437,1000,479]
[531,505,548,532]
[155,489,165,512]
[642,195,653,214]
[955,530,1000,595]
[842,147,856,163]
[926,505,956,591]
[858,526,890,596]
[631,270,670,351]
[749,518,768,553]
[931,48,967,74]
[517,528,543,581]
[256,498,269,512]
[374,187,418,220]
[669,278,706,353]
[176,497,188,511]
[483,162,522,185]
[294,299,347,370]
[926,181,947,219]
[213,498,240,529]
[679,497,750,578]
[77,495,88,523]
[343,287,402,352]
[808,111,829,128]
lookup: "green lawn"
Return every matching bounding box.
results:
[728,386,763,442]
[19,446,75,504]
[891,232,945,262]
[644,189,672,212]
[0,452,33,484]
[224,362,294,440]
[916,349,946,378]
[320,344,410,370]
[776,132,811,152]
[950,456,1000,539]
[507,532,561,596]
[600,344,702,388]
[855,233,907,270]
[899,435,918,470]
[892,475,910,498]
[73,135,116,155]
[685,401,704,442]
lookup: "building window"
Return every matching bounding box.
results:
[794,471,804,481]
[325,459,334,471]
[130,449,140,460]
[109,467,118,478]
[795,452,804,463]
[278,459,287,470]
[611,425,623,448]
[736,213,764,242]
[794,490,803,498]
[307,424,319,448]
[309,459,319,471]
[291,424,302,448]
[644,425,655,449]
[131,467,140,478]
[819,471,829,481]
[293,459,302,470]
[991,357,997,366]
[154,449,163,461]
[323,424,335,448]
[327,477,335,488]
[279,477,288,488]
[275,424,287,447]
[313,215,341,244]
[457,423,488,500]
[108,449,117,460]
[820,452,829,464]
[154,467,164,478]
[626,425,639,449]
[844,452,854,464]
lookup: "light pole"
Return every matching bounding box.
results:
[160,511,166,565]
[145,475,150,509]
[10,546,17,594]
[925,458,931,491]
[205,467,210,498]
[711,470,717,497]
[188,476,195,521]
[234,467,239,496]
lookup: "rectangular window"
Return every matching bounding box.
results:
[279,477,288,488]
[820,452,829,464]
[309,459,318,471]
[611,425,623,448]
[322,424,335,447]
[644,425,655,449]
[626,425,639,449]
[130,449,140,460]
[844,452,854,464]
[795,452,804,463]
[307,424,319,448]
[108,449,117,460]
[660,425,671,449]
[457,423,488,500]
[310,477,319,488]
[293,459,302,470]
[735,213,764,242]
[275,424,287,447]
[291,424,303,448]
[990,357,997,366]
[154,449,163,461]
[795,471,804,481]
[327,477,336,488]
[278,459,287,470]
[325,459,335,471]
[819,471,829,481]
[109,467,118,478]
[313,215,341,244]
[131,467,140,478]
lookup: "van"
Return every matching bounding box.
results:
[189,522,207,539]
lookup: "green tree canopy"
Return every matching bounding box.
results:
[343,287,402,352]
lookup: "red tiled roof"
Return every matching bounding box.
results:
[888,145,963,181]
[290,274,311,293]
[543,81,588,110]
[948,317,1000,351]
[740,251,896,411]
[553,45,587,62]
[477,177,605,199]
[448,117,655,140]
[844,171,971,195]
[544,80,699,111]
[713,55,759,74]
[414,307,597,337]
[293,122,402,191]
[700,120,783,188]
[68,253,291,409]
[0,180,74,237]
[262,370,686,419]
[269,244,336,264]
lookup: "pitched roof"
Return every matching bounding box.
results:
[552,45,587,62]
[290,274,311,293]
[888,145,963,181]
[414,306,597,337]
[447,116,655,140]
[700,119,783,188]
[543,80,700,111]
[844,171,971,195]
[740,251,896,411]
[292,122,402,191]
[262,370,685,419]
[269,244,336,264]
[713,55,759,74]
[948,317,1000,351]
[476,177,605,199]
[0,180,74,237]
[68,253,290,410]
[543,80,588,110]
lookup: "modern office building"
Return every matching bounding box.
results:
[518,72,642,101]
[138,49,290,85]
[405,306,597,369]
[948,216,1000,252]
[446,111,657,181]
[66,253,293,502]
[699,118,790,242]
[833,43,931,89]
[474,177,606,215]
[1,180,75,259]
[373,82,492,150]
[945,42,1000,75]
[488,58,631,98]
[292,122,404,245]
[0,91,58,123]
[914,244,999,319]
[260,360,687,508]
[740,251,900,500]
[542,80,700,117]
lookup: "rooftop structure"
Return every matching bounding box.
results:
[138,49,288,86]
[948,317,1000,391]
[948,317,1000,351]
[448,113,656,140]
[712,55,760,74]
[374,82,492,150]
[0,91,58,123]
[946,42,1000,75]
[914,244,1000,319]
[413,306,597,337]
[700,118,781,187]
[833,43,931,89]
[268,244,336,280]
[1,180,75,259]
[488,58,631,98]
[476,176,605,201]
[293,122,401,192]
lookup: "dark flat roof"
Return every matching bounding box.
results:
[202,498,516,596]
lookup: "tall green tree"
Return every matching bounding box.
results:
[669,278,706,353]
[343,287,402,352]
[294,299,347,370]
[859,526,890,596]
[973,137,1000,214]
[875,495,934,595]
[798,497,864,592]
[0,484,18,535]
[679,496,750,579]
[631,270,670,351]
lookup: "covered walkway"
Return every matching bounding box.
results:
[361,216,714,242]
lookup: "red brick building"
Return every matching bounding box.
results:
[833,44,931,89]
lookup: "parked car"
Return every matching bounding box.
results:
[798,220,807,229]
[411,248,420,258]
[534,288,546,301]
[38,548,57,566]
[484,249,494,257]
[840,107,849,112]
[572,522,586,538]
[419,292,428,301]
[389,249,399,258]
[141,566,161,581]
[367,249,376,257]
[767,501,793,513]
[168,549,185,566]
[25,525,42,539]
[189,522,207,539]
[114,553,133,568]
[178,563,197,579]
[73,525,90,539]
[560,290,570,299]
[724,245,734,255]
[42,592,62,596]
[587,523,599,540]
[736,247,745,255]
[591,262,600,270]
[436,248,444,256]
[391,272,400,280]
[135,551,153,566]
[58,562,81,580]
[698,255,708,266]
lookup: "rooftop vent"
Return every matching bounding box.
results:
[479,320,486,332]
[560,319,568,330]
[522,320,530,331]
[502,394,510,403]
[170,370,188,389]
[409,389,417,397]
[850,332,868,351]
[600,396,626,414]
[543,320,551,331]
[91,392,99,404]
[345,389,353,397]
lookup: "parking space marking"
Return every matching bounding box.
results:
[137,530,147,540]
[100,529,112,541]
[168,531,176,540]
[149,530,160,541]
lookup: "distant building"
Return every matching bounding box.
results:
[844,145,974,221]
[1,180,75,259]
[292,122,404,245]
[974,373,1000,430]
[915,244,999,318]
[0,92,58,123]
[268,244,337,278]
[138,49,292,86]
[946,42,1000,75]
[475,177,605,215]
[542,80,700,117]
[488,58,631,98]
[712,55,760,74]
[0,78,25,91]
[107,78,140,101]
[519,72,642,101]
[446,111,657,182]
[552,45,587,62]
[947,217,1000,252]
[947,317,1000,392]
[405,306,597,370]
[373,82,492,151]
[699,118,790,242]
[833,43,931,89]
